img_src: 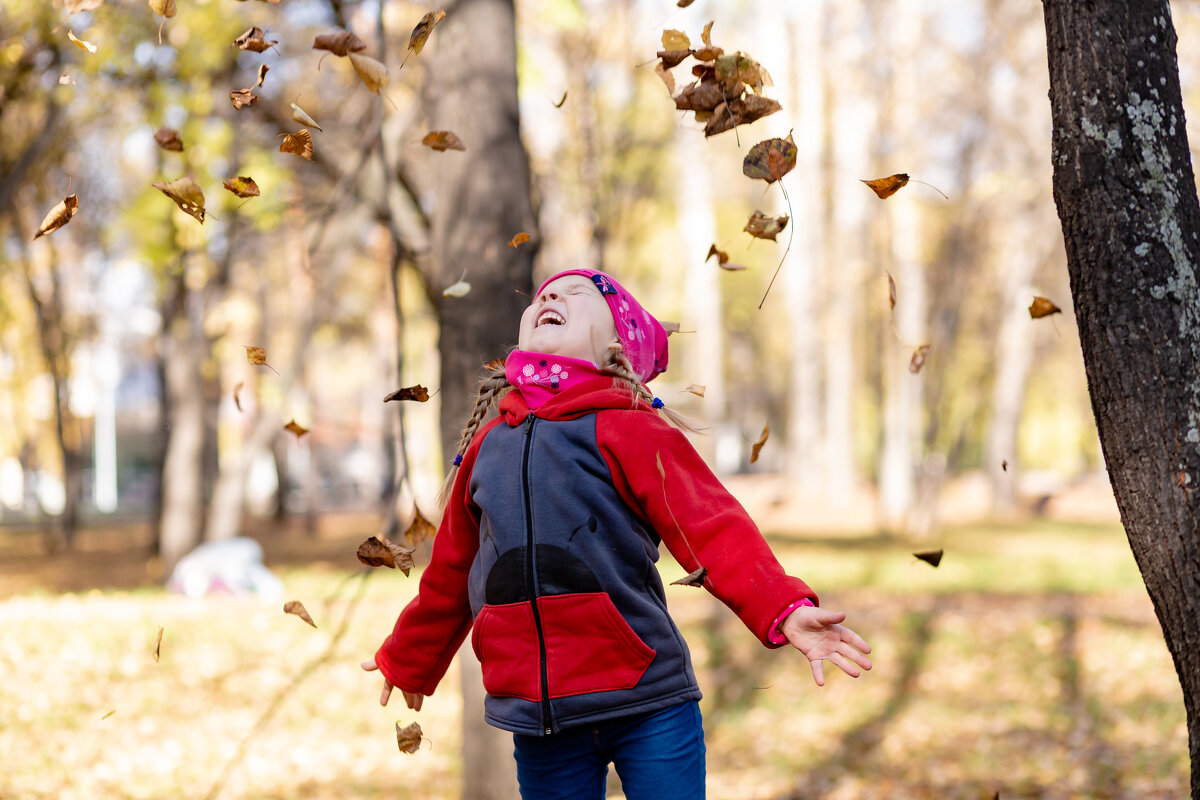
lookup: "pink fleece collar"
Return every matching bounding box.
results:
[505,350,606,411]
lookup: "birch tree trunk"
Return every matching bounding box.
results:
[420,1,534,797]
[1042,3,1200,792]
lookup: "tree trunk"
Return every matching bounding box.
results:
[420,0,534,797]
[1042,2,1200,794]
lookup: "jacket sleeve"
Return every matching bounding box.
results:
[374,418,501,695]
[596,410,817,648]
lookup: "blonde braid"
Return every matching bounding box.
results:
[437,362,511,508]
[599,345,702,433]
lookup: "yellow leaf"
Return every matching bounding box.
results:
[223,176,259,198]
[508,232,530,248]
[279,129,314,161]
[750,424,769,463]
[148,0,175,18]
[67,30,97,53]
[245,345,279,373]
[349,51,388,93]
[408,9,446,54]
[151,178,205,224]
[442,280,471,298]
[290,103,322,131]
[661,29,690,51]
[33,194,79,239]
[1028,296,1062,319]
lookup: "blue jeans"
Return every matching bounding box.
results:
[512,701,706,800]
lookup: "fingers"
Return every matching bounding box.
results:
[809,658,826,687]
[380,681,394,707]
[812,608,848,626]
[404,692,424,712]
[361,659,378,672]
[839,625,872,655]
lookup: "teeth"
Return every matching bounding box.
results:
[537,310,565,327]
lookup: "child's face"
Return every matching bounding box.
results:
[518,275,618,363]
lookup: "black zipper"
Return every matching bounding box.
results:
[521,414,554,734]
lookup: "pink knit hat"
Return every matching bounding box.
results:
[536,269,670,383]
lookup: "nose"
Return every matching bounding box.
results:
[538,289,560,303]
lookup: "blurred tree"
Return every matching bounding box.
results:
[1042,1,1200,793]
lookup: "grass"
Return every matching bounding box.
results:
[0,515,1188,799]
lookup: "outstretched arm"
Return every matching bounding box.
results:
[780,606,872,686]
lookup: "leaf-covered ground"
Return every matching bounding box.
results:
[0,515,1187,799]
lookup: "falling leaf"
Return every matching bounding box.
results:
[671,567,708,587]
[154,626,163,662]
[913,549,944,568]
[653,63,675,95]
[284,420,308,438]
[152,178,205,224]
[862,174,910,199]
[1001,459,1008,472]
[223,176,260,198]
[233,381,244,412]
[657,49,691,70]
[349,51,389,93]
[700,20,715,47]
[58,73,75,85]
[909,344,932,374]
[148,0,176,18]
[683,384,706,397]
[395,721,424,754]
[67,30,97,53]
[233,26,276,52]
[694,45,723,62]
[508,232,530,248]
[384,385,430,402]
[312,31,367,56]
[704,94,781,137]
[255,64,270,87]
[661,321,680,335]
[744,211,788,242]
[154,126,184,151]
[33,194,79,239]
[422,131,465,152]
[677,0,695,6]
[279,129,314,161]
[715,51,771,94]
[553,91,567,108]
[887,271,897,309]
[66,0,104,13]
[408,9,446,55]
[230,88,258,109]
[245,345,280,373]
[743,133,797,184]
[1028,296,1062,319]
[704,244,746,272]
[291,103,322,131]
[283,600,317,628]
[750,424,769,463]
[442,280,471,298]
[403,505,436,546]
[101,710,116,720]
[356,536,416,575]
[661,29,691,51]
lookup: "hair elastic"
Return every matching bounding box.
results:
[453,454,463,466]
[652,397,665,409]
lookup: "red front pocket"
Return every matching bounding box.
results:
[471,602,542,702]
[538,593,657,699]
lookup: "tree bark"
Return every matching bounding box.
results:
[1042,2,1200,793]
[419,1,535,797]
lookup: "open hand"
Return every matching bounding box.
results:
[361,657,424,711]
[781,606,872,686]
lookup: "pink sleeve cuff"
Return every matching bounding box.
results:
[767,598,816,645]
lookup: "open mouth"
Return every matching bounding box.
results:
[536,310,566,328]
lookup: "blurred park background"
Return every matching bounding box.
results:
[0,0,1196,797]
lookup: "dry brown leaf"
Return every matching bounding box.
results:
[913,549,944,568]
[384,385,429,402]
[909,344,932,374]
[422,130,465,152]
[152,178,205,224]
[408,9,446,55]
[701,20,715,47]
[750,424,769,463]
[671,567,708,587]
[230,89,258,109]
[395,721,424,754]
[704,243,746,271]
[154,626,163,662]
[682,384,706,397]
[233,381,244,412]
[65,0,104,13]
[887,272,897,309]
[33,194,79,239]
[223,176,260,198]
[349,51,388,93]
[67,30,97,53]
[657,49,692,70]
[283,600,317,628]
[279,129,314,161]
[245,345,279,373]
[508,232,530,248]
[148,0,176,18]
[862,174,910,199]
[154,126,184,151]
[312,31,367,56]
[743,133,797,184]
[744,211,788,242]
[1028,296,1062,319]
[677,0,696,6]
[256,64,270,87]
[101,709,116,720]
[553,91,567,108]
[284,419,308,438]
[356,536,416,575]
[653,62,675,96]
[290,103,322,131]
[403,505,436,546]
[704,94,781,137]
[233,26,276,52]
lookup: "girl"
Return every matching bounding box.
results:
[363,269,872,799]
